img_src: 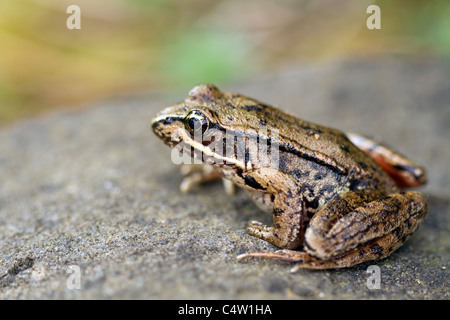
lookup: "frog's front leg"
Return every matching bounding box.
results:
[245,170,307,250]
[239,190,427,270]
[179,164,235,194]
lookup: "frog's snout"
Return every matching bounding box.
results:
[151,116,159,130]
[151,113,169,137]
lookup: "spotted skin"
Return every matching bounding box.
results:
[152,84,428,270]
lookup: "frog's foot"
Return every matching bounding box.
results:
[179,164,235,194]
[245,216,305,251]
[236,249,329,272]
[246,221,279,245]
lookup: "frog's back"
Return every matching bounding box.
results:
[268,109,397,194]
[182,84,397,196]
[215,93,393,188]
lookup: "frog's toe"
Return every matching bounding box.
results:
[247,220,266,228]
[236,249,348,271]
[236,249,307,263]
[246,220,274,235]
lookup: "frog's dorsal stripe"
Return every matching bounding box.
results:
[211,122,347,175]
[278,141,347,175]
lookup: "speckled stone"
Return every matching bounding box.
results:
[0,57,448,299]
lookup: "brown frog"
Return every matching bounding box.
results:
[151,84,427,271]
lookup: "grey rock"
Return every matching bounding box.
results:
[0,57,448,299]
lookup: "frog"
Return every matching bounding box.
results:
[151,84,427,271]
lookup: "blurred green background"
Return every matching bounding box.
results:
[0,0,449,124]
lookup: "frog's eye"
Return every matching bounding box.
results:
[184,110,210,136]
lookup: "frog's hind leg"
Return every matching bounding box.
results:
[303,190,427,269]
[345,132,427,188]
[288,206,425,271]
[238,190,427,270]
[251,213,422,272]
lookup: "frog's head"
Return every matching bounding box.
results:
[152,84,278,167]
[151,84,225,148]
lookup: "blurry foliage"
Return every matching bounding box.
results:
[0,0,449,124]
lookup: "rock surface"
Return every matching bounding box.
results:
[0,57,448,299]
